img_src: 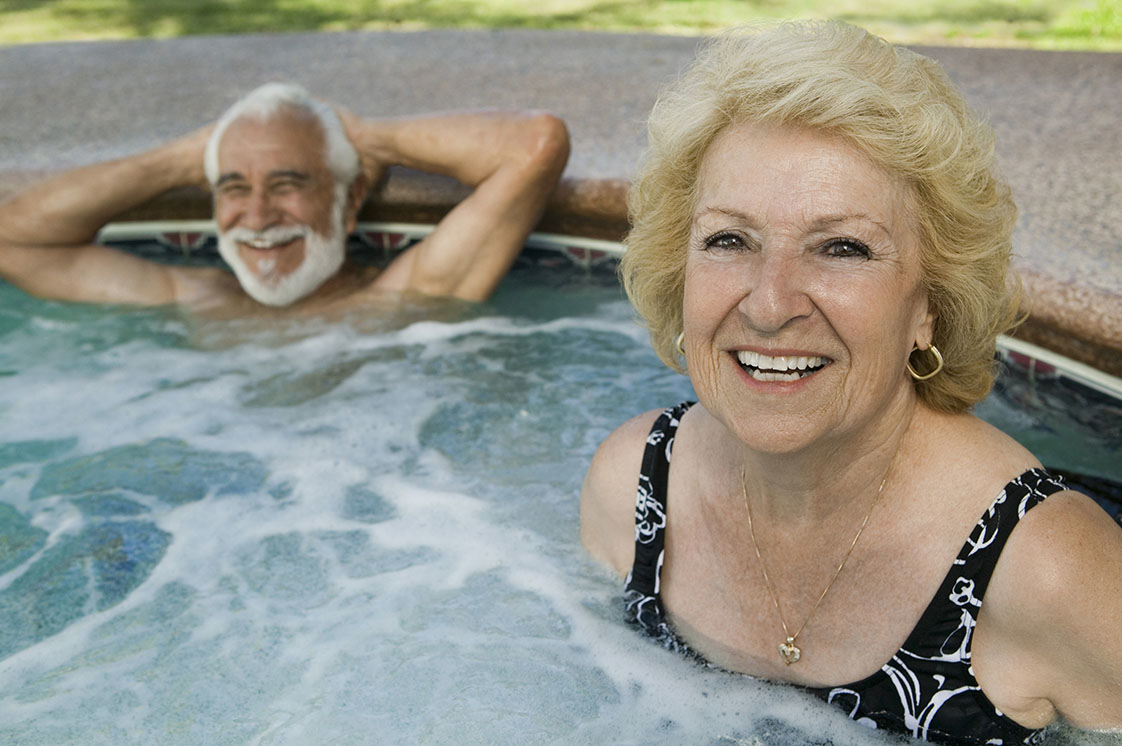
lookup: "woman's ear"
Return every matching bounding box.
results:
[915,302,938,349]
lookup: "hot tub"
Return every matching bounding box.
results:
[0,224,1118,745]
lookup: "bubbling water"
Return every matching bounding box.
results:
[0,271,1110,745]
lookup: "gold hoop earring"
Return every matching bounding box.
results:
[907,344,944,381]
[675,332,686,356]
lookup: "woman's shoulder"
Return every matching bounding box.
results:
[988,485,1122,614]
[580,407,674,577]
[987,482,1118,602]
[913,409,1042,503]
[973,486,1122,729]
[593,407,670,464]
[925,410,1122,728]
[587,402,697,470]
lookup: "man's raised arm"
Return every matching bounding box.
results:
[343,109,570,302]
[0,126,222,306]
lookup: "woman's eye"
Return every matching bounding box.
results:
[824,238,870,258]
[703,232,746,252]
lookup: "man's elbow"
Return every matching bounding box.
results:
[520,112,570,178]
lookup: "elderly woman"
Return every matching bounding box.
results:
[581,21,1122,744]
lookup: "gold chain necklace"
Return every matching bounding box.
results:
[740,452,898,666]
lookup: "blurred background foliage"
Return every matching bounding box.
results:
[1,0,1119,49]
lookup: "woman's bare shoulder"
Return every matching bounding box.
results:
[988,489,1122,613]
[976,488,1122,730]
[579,408,666,576]
[915,410,1043,502]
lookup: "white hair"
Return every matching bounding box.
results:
[203,82,360,188]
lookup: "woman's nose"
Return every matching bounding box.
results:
[736,250,814,333]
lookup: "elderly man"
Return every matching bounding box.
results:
[0,82,569,312]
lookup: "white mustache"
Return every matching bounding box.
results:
[223,225,308,249]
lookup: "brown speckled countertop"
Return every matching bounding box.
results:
[1,30,1118,374]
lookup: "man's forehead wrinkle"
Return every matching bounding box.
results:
[214,169,311,187]
[268,169,311,181]
[258,107,328,152]
[216,123,326,182]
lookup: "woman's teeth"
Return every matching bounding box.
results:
[735,351,828,381]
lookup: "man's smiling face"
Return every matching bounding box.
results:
[213,109,347,307]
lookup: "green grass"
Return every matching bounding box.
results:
[2,0,1120,49]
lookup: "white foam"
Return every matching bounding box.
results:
[0,285,1064,746]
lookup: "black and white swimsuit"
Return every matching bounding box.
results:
[624,401,1068,745]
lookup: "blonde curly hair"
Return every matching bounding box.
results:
[621,21,1020,413]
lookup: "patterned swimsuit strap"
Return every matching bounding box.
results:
[626,401,694,597]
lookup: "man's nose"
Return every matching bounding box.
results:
[242,190,280,231]
[736,249,814,333]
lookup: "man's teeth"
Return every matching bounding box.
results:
[247,238,283,249]
[241,231,304,249]
[736,350,828,381]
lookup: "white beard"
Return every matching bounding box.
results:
[217,204,346,307]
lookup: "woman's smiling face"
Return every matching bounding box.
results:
[682,121,935,453]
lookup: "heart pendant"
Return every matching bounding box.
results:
[778,638,801,665]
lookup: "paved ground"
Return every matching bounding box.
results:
[0,29,1118,373]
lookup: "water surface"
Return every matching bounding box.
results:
[0,266,1116,745]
